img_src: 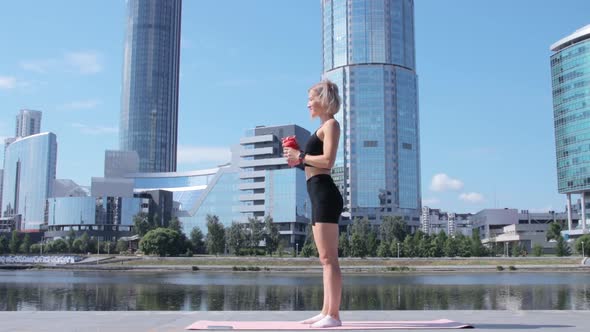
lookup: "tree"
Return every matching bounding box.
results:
[389,239,401,258]
[555,236,571,257]
[190,226,205,254]
[227,222,246,255]
[366,231,378,257]
[133,212,155,237]
[546,222,562,241]
[30,243,41,254]
[52,239,69,253]
[574,234,590,256]
[457,234,472,257]
[471,229,485,257]
[19,233,32,254]
[402,232,418,257]
[380,216,407,243]
[0,235,8,254]
[139,228,184,257]
[444,236,459,257]
[350,218,370,257]
[168,217,182,233]
[78,232,90,254]
[116,239,129,254]
[350,232,367,257]
[247,217,264,254]
[376,241,391,257]
[338,233,350,257]
[9,231,21,254]
[67,229,76,253]
[206,214,225,255]
[263,216,280,256]
[532,244,543,257]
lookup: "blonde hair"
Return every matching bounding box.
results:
[309,80,341,116]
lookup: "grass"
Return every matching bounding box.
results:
[115,256,580,267]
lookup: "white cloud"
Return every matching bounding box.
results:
[177,145,231,164]
[20,51,103,75]
[19,59,57,74]
[422,198,440,206]
[65,51,102,74]
[71,123,117,135]
[62,99,100,110]
[0,76,17,89]
[459,192,485,203]
[430,173,464,192]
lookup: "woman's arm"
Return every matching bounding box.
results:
[285,120,340,169]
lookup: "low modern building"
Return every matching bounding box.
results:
[485,224,556,255]
[127,163,242,236]
[45,151,170,241]
[472,209,573,249]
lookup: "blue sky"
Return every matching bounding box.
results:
[1,0,589,214]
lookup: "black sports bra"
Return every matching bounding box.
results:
[303,131,330,170]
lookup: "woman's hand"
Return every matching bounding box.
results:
[283,147,301,166]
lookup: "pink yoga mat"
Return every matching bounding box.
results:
[186,319,474,330]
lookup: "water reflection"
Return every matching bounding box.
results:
[0,271,589,311]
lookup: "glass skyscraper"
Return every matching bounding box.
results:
[321,0,421,223]
[120,0,182,172]
[1,132,57,230]
[15,109,42,138]
[550,24,590,235]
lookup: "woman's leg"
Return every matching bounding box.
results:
[313,222,341,321]
[300,224,329,324]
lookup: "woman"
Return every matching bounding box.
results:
[284,80,344,328]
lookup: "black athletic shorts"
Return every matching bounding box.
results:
[306,174,343,225]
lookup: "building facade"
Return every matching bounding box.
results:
[119,0,182,172]
[239,125,312,247]
[15,109,42,138]
[420,206,472,237]
[551,24,590,238]
[321,0,421,225]
[1,132,57,230]
[128,166,242,236]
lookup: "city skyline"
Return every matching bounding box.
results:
[1,0,590,213]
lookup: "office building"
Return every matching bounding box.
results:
[1,133,57,230]
[550,24,590,238]
[321,0,421,225]
[120,0,182,172]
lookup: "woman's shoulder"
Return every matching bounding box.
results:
[323,118,340,130]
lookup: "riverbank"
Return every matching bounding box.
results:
[1,255,587,273]
[1,310,588,332]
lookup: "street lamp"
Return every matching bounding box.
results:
[582,241,585,258]
[397,242,400,258]
[296,243,299,256]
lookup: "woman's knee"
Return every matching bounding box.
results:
[318,253,339,267]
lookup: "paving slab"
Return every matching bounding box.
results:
[0,310,588,332]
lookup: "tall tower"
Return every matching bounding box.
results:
[550,24,590,235]
[321,0,421,223]
[15,109,42,138]
[120,0,182,172]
